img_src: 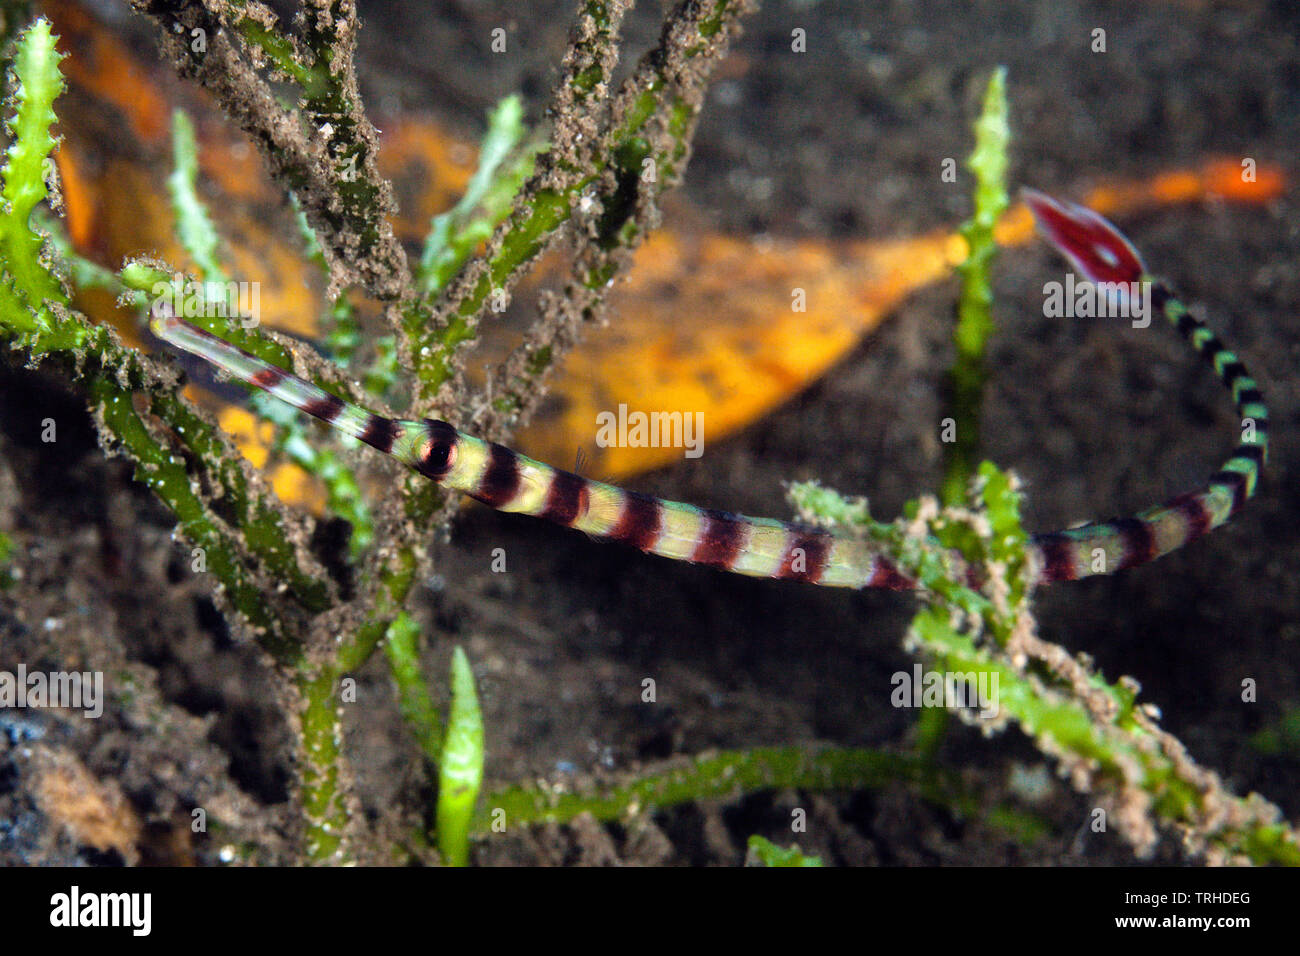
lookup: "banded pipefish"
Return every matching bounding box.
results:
[148,193,1268,590]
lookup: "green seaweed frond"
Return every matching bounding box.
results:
[418,95,546,298]
[0,16,65,319]
[167,109,229,284]
[942,66,1010,505]
[746,836,823,867]
[383,611,444,767]
[0,529,15,589]
[437,646,486,866]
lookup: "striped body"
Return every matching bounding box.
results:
[147,192,1267,591]
[411,425,912,588]
[150,309,914,588]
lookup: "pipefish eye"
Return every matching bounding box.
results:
[417,422,458,479]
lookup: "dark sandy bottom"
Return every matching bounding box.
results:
[1,0,1298,865]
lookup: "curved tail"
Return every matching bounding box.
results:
[1021,190,1268,582]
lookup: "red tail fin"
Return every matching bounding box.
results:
[1023,188,1146,285]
